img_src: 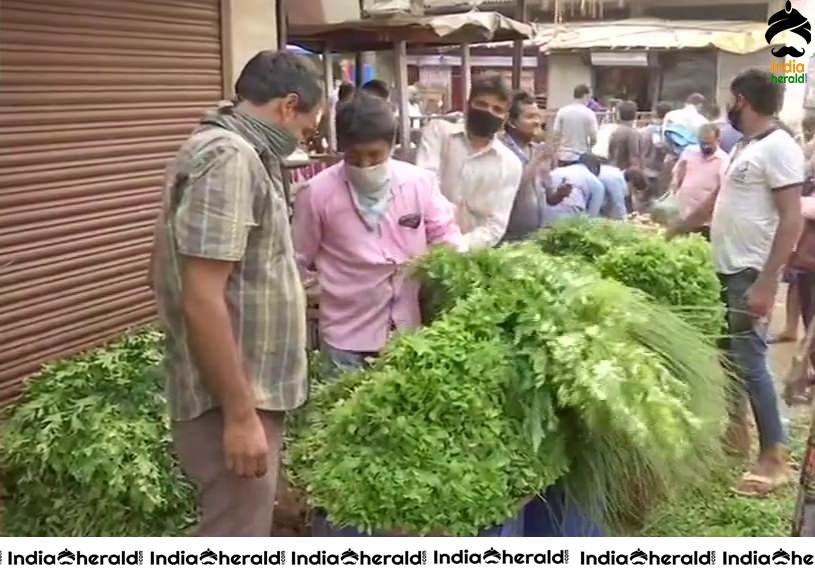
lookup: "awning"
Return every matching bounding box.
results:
[534,18,797,55]
[289,11,533,52]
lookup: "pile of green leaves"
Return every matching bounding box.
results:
[535,218,725,337]
[290,243,728,534]
[0,330,195,536]
[288,317,559,536]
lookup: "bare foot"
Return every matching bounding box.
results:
[768,332,797,344]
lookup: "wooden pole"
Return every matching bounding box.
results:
[323,48,336,152]
[277,0,288,49]
[461,42,472,105]
[394,40,410,159]
[355,52,364,85]
[512,0,528,90]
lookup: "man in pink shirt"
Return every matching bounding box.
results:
[293,92,464,371]
[672,123,729,234]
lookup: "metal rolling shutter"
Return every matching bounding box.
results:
[0,0,224,407]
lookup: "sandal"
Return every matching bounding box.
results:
[732,469,792,498]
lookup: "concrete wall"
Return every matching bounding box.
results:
[778,0,815,129]
[716,50,774,110]
[223,0,278,93]
[546,53,592,109]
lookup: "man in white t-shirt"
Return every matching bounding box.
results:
[553,84,599,166]
[676,70,803,496]
[663,93,708,135]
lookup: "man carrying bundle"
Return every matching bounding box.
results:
[293,92,464,373]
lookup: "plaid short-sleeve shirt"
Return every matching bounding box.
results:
[155,108,307,421]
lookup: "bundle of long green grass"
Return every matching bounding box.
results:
[288,244,728,535]
[535,218,725,337]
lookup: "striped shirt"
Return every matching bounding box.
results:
[154,104,308,421]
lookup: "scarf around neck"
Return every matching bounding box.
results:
[200,101,298,159]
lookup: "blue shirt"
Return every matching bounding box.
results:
[718,122,743,154]
[543,164,606,226]
[598,165,628,220]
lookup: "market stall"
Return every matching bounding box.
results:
[289,11,533,159]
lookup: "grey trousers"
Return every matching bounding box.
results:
[172,409,284,536]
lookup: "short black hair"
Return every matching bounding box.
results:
[336,91,396,150]
[469,74,511,103]
[686,93,706,106]
[655,101,673,119]
[361,79,391,100]
[624,168,648,191]
[578,153,602,175]
[618,100,638,122]
[338,81,355,102]
[574,84,591,99]
[235,50,323,111]
[508,90,537,122]
[730,69,782,116]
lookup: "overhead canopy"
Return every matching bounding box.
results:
[534,18,796,55]
[289,11,533,52]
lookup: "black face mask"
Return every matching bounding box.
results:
[727,104,743,133]
[700,145,716,157]
[466,107,504,138]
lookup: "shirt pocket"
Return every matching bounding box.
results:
[395,212,427,259]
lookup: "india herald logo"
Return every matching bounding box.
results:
[767,0,811,58]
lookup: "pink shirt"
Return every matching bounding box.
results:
[293,160,464,352]
[674,145,729,221]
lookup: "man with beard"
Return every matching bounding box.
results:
[293,93,463,372]
[671,69,804,496]
[150,51,322,535]
[417,75,523,249]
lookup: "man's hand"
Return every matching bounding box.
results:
[303,275,320,299]
[223,410,269,478]
[547,182,572,205]
[746,277,778,319]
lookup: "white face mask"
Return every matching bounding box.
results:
[346,161,391,199]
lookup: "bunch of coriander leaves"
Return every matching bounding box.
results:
[290,243,727,535]
[1,330,196,536]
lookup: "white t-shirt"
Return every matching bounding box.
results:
[593,122,618,159]
[664,104,708,135]
[553,103,599,162]
[710,128,805,274]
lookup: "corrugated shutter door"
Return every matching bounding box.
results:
[0,0,224,407]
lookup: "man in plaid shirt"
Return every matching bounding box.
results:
[150,51,322,536]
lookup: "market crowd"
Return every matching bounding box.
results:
[148,49,813,536]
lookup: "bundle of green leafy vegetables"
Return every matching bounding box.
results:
[289,238,728,535]
[535,218,725,337]
[1,330,195,536]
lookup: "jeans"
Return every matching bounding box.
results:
[601,177,628,220]
[320,341,378,377]
[719,269,786,451]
